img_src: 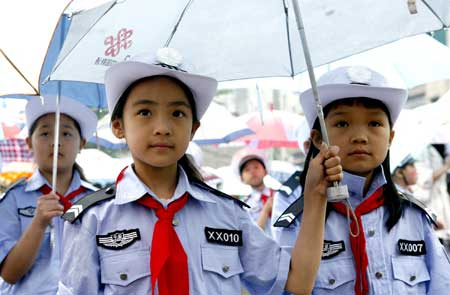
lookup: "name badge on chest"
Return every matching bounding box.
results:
[204,227,243,246]
[398,239,426,256]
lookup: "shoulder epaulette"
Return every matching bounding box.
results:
[62,185,116,223]
[273,194,304,227]
[192,179,250,208]
[278,170,302,197]
[398,191,438,227]
[0,177,27,203]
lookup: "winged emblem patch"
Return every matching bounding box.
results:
[96,229,141,250]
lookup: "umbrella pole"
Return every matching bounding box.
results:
[50,91,61,251]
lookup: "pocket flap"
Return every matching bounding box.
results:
[201,245,243,279]
[315,258,356,289]
[100,249,150,287]
[392,256,430,286]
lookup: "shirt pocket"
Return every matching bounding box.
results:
[313,257,356,294]
[100,249,150,294]
[392,256,430,294]
[201,245,244,295]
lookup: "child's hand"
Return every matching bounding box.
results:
[34,193,64,229]
[304,142,343,199]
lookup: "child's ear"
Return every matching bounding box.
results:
[389,129,395,146]
[190,121,200,140]
[111,119,125,139]
[310,129,323,149]
[79,139,87,150]
[25,137,32,149]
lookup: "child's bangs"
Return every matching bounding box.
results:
[322,97,392,127]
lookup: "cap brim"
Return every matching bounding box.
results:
[105,61,218,120]
[300,84,407,128]
[25,96,97,140]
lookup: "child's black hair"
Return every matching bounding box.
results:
[111,75,204,183]
[300,97,403,231]
[28,114,89,181]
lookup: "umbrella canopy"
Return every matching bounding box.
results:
[49,0,450,84]
[0,0,70,96]
[235,110,305,149]
[312,34,450,90]
[193,102,254,145]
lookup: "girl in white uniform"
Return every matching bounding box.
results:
[0,96,97,294]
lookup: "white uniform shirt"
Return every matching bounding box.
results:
[58,166,291,295]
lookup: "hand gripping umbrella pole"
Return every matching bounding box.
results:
[291,0,359,237]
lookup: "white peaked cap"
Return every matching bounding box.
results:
[300,66,407,128]
[105,48,218,120]
[25,95,98,140]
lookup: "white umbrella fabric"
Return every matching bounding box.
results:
[49,0,449,84]
[0,0,71,96]
[308,34,450,90]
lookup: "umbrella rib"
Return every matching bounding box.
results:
[0,49,39,94]
[164,0,193,47]
[50,2,118,78]
[164,0,194,47]
[420,0,448,28]
[283,0,295,77]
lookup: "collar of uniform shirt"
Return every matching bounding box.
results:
[114,165,216,206]
[341,166,387,201]
[24,169,85,193]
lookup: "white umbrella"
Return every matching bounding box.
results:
[49,0,449,84]
[47,0,449,203]
[0,0,71,96]
[308,34,450,90]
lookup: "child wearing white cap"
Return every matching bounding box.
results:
[273,66,450,294]
[57,48,343,295]
[0,95,98,294]
[233,148,275,236]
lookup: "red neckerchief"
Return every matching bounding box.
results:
[331,187,384,295]
[137,193,189,295]
[39,184,86,212]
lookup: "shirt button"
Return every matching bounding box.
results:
[328,278,336,285]
[375,272,383,279]
[172,219,179,226]
[410,275,416,282]
[120,273,128,281]
[368,229,375,237]
[222,265,230,273]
